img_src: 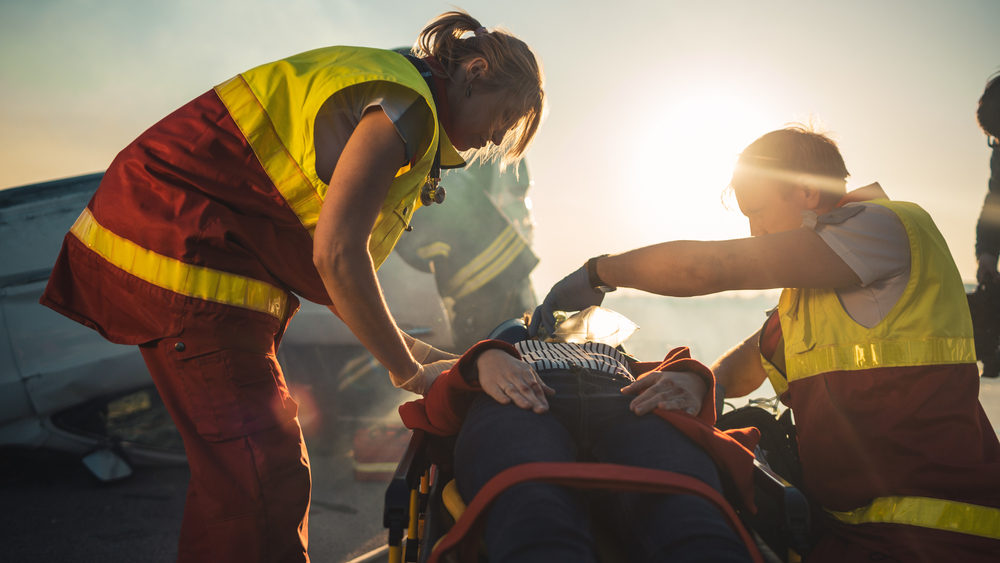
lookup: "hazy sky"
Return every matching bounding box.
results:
[2,0,998,293]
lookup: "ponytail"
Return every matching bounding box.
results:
[413,10,544,166]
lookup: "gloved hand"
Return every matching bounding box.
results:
[392,359,456,395]
[528,265,605,337]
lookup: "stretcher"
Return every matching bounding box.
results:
[382,315,811,562]
[383,411,811,563]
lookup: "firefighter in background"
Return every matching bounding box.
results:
[40,11,544,562]
[394,158,539,351]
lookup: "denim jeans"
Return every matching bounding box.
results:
[454,368,750,563]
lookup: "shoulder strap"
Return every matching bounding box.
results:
[402,54,442,189]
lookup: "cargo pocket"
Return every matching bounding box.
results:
[170,340,298,442]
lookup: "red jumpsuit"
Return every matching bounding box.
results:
[43,90,313,562]
[41,46,458,562]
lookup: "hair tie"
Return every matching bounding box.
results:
[474,26,487,36]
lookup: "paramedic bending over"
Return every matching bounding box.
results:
[40,10,544,563]
[531,127,1000,562]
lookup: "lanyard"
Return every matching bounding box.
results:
[403,54,446,206]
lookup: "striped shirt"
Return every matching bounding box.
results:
[514,340,634,381]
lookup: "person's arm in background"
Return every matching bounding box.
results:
[313,107,428,392]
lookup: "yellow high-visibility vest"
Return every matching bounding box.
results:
[762,199,974,395]
[760,199,1000,540]
[216,45,464,270]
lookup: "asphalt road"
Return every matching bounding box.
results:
[0,411,403,562]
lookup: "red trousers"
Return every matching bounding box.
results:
[139,303,311,562]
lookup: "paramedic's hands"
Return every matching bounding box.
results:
[529,265,605,337]
[392,360,455,395]
[622,371,706,416]
[476,350,555,413]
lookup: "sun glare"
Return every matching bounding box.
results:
[623,91,782,243]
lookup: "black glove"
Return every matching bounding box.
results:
[528,265,605,337]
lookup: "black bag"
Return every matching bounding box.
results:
[717,405,802,487]
[967,280,1000,378]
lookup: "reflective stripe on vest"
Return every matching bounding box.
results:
[443,225,529,300]
[763,199,974,392]
[214,46,464,270]
[829,495,1000,540]
[215,75,325,237]
[70,208,288,320]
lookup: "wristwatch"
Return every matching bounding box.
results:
[586,255,617,293]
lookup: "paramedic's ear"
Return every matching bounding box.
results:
[463,57,489,83]
[801,183,823,210]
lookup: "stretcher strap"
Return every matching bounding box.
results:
[426,461,764,563]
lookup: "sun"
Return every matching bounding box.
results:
[622,90,784,243]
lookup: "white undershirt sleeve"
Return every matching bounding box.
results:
[813,202,911,327]
[313,81,431,183]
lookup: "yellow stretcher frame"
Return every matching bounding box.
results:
[383,429,811,563]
